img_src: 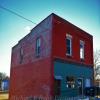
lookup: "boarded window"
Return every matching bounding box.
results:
[36,37,41,57]
[54,79,61,96]
[19,47,23,64]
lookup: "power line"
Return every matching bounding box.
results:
[0,5,37,24]
[0,5,51,30]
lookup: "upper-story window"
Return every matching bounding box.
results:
[20,47,23,64]
[80,40,85,59]
[66,34,72,56]
[36,37,41,57]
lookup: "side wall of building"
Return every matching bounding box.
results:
[9,15,53,100]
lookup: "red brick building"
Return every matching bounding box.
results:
[9,13,93,100]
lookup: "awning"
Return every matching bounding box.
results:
[55,75,63,80]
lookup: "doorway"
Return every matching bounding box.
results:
[54,79,61,96]
[77,78,83,95]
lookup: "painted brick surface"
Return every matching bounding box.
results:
[9,15,53,99]
[11,14,52,67]
[9,57,52,100]
[52,14,93,67]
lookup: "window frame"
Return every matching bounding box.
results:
[36,37,41,57]
[66,34,72,56]
[80,40,85,60]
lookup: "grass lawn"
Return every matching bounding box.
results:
[0,91,9,100]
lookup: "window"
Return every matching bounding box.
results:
[66,34,72,56]
[85,78,91,87]
[36,37,41,56]
[66,76,75,88]
[80,40,84,59]
[20,47,23,64]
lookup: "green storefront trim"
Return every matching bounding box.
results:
[54,61,93,97]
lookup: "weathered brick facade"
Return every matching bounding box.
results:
[9,13,93,99]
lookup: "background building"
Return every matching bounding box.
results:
[1,79,9,91]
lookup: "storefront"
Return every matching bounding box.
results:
[54,61,93,97]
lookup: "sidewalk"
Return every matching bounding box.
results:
[0,91,8,100]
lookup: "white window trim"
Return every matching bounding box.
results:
[55,75,63,80]
[66,34,72,56]
[80,40,85,59]
[66,34,72,38]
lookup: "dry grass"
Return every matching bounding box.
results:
[0,91,8,100]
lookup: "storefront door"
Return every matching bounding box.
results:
[77,78,83,95]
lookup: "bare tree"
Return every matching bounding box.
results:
[94,50,100,80]
[94,50,100,67]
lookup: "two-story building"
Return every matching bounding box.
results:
[9,13,94,100]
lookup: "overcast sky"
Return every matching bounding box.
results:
[0,0,100,76]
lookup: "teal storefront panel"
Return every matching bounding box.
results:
[54,61,93,97]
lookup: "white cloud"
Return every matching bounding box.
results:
[24,26,31,33]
